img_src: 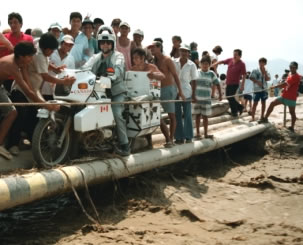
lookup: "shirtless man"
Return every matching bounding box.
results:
[148,41,185,147]
[0,42,58,159]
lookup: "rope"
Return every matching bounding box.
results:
[0,87,271,107]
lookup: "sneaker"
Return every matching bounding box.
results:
[9,146,20,156]
[0,145,13,160]
[185,139,192,143]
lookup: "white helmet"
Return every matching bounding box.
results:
[97,25,116,51]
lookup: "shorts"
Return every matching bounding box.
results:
[244,94,252,101]
[0,86,15,119]
[253,91,268,102]
[193,101,212,116]
[277,97,296,107]
[160,85,177,113]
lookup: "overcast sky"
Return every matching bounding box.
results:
[1,0,303,66]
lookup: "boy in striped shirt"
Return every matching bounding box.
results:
[192,55,222,139]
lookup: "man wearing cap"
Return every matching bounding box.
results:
[31,28,43,48]
[116,22,132,71]
[41,34,76,100]
[111,18,122,37]
[49,22,62,41]
[148,41,186,148]
[173,44,198,144]
[130,29,153,65]
[262,62,301,132]
[82,18,98,56]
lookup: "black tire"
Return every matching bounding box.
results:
[32,117,72,168]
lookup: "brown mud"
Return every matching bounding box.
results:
[0,121,303,245]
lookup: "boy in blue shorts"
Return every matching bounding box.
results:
[192,55,222,139]
[249,57,271,121]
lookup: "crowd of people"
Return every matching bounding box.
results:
[0,11,301,160]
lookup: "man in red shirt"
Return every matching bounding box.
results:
[0,13,33,92]
[212,49,246,117]
[0,12,33,58]
[262,62,301,132]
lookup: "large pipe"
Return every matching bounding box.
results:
[152,116,251,144]
[0,122,270,211]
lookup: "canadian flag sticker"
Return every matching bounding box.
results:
[100,105,109,112]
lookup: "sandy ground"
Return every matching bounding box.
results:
[0,98,303,245]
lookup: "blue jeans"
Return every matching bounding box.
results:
[274,87,279,97]
[112,93,129,145]
[175,98,193,140]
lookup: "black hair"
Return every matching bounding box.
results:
[82,18,94,28]
[220,73,226,81]
[201,55,211,65]
[234,49,242,57]
[172,35,182,43]
[25,28,32,35]
[8,12,23,25]
[212,45,223,54]
[259,57,267,64]
[39,33,59,50]
[70,12,82,22]
[132,47,146,59]
[190,42,197,50]
[14,41,37,58]
[94,18,104,25]
[290,61,298,69]
[202,51,209,56]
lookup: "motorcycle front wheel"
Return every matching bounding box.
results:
[32,117,72,168]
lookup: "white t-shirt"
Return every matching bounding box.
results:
[243,78,253,95]
[173,58,198,98]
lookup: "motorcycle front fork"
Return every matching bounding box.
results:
[57,116,72,148]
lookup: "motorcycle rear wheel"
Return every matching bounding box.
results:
[32,117,72,168]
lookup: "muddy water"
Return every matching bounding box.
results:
[0,124,303,245]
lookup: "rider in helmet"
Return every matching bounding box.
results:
[82,26,130,156]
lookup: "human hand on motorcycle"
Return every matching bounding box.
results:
[63,76,76,85]
[45,102,60,111]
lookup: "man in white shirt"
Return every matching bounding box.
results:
[173,44,198,144]
[42,34,75,100]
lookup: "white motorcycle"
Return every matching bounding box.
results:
[31,69,161,168]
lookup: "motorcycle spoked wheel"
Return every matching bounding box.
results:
[32,116,72,168]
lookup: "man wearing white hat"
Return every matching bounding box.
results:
[41,34,75,100]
